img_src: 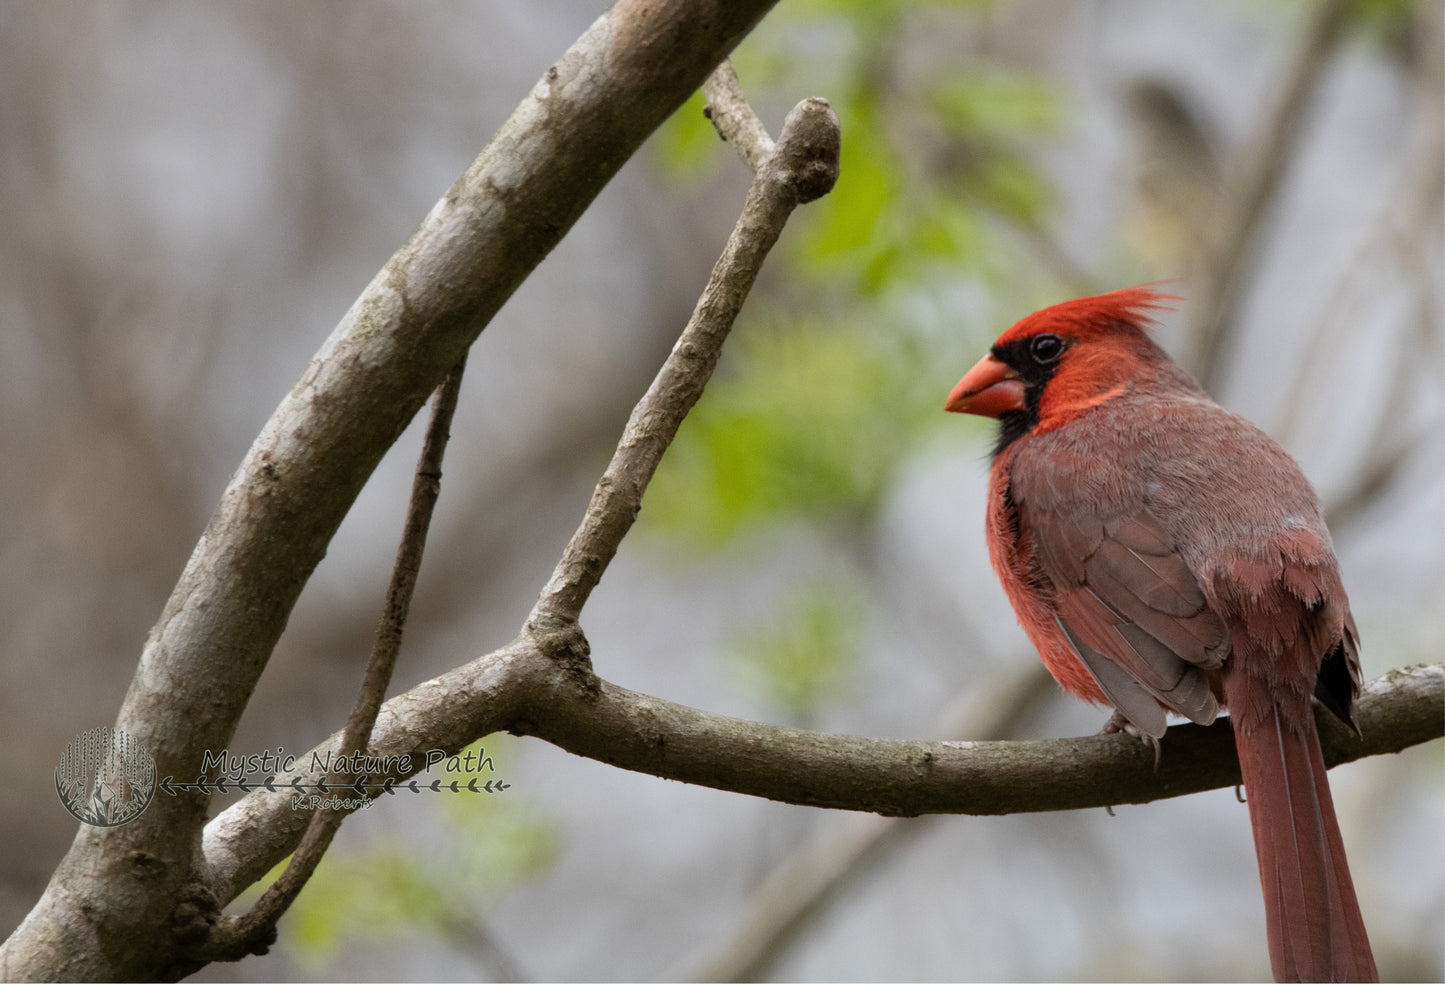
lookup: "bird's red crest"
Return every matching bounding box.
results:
[993,285,1180,347]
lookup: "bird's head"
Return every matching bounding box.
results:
[945,286,1179,451]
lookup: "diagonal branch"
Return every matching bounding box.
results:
[703,59,776,170]
[530,87,839,629]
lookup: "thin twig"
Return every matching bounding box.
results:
[703,59,776,171]
[528,91,839,630]
[203,356,468,960]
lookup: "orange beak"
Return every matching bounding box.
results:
[945,354,1026,418]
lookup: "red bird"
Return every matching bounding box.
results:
[946,287,1376,983]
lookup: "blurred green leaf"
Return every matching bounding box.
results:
[640,309,944,549]
[799,132,894,263]
[652,1,1062,296]
[653,88,722,181]
[238,738,558,969]
[930,71,1060,141]
[1346,0,1418,41]
[730,577,862,715]
[970,154,1055,227]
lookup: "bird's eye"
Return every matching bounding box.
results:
[1029,333,1065,365]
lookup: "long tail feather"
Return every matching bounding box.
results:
[1225,672,1377,982]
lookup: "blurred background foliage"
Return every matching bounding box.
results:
[645,0,1070,716]
[659,0,1063,295]
[243,739,556,973]
[728,575,864,722]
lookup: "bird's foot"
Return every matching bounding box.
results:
[1099,710,1161,770]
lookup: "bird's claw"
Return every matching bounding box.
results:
[1099,710,1162,770]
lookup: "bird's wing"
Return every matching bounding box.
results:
[1026,503,1231,737]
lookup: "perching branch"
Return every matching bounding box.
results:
[202,653,1442,911]
[518,661,1442,817]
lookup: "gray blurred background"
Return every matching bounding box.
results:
[1,1,1440,980]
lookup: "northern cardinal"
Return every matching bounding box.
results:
[946,287,1376,983]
